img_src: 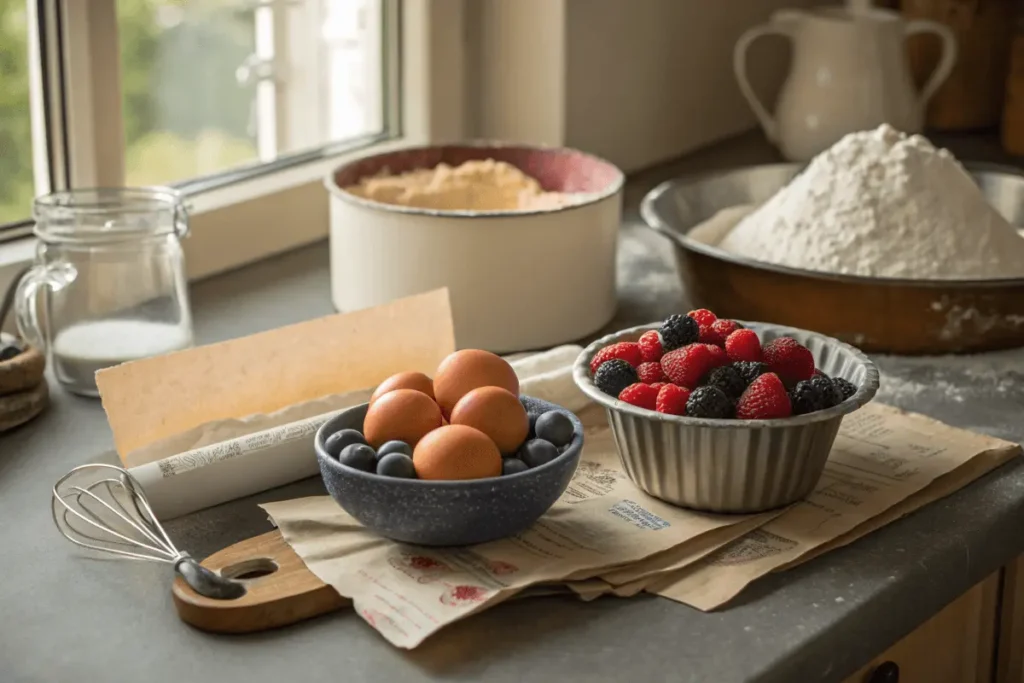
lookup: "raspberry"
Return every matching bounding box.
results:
[834,377,857,401]
[618,382,659,410]
[661,343,713,388]
[687,309,717,327]
[762,337,815,383]
[703,365,746,401]
[736,372,792,420]
[685,386,733,419]
[594,359,638,398]
[733,361,769,388]
[656,384,690,415]
[638,330,664,362]
[589,342,642,374]
[659,314,699,352]
[701,318,739,345]
[789,380,826,415]
[637,361,667,383]
[725,329,763,363]
[703,343,730,370]
[649,382,669,391]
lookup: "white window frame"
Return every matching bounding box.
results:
[0,0,466,291]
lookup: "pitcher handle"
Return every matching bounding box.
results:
[904,19,958,108]
[733,17,795,144]
[14,262,77,351]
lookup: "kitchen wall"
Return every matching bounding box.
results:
[469,0,837,173]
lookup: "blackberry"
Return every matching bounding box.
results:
[686,386,734,419]
[704,365,746,401]
[594,359,638,398]
[808,373,842,408]
[732,360,769,388]
[789,380,826,415]
[833,377,857,402]
[660,314,699,351]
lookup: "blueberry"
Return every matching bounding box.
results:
[502,458,529,476]
[527,413,539,438]
[520,438,559,468]
[376,452,417,478]
[324,428,367,458]
[0,337,24,362]
[376,440,412,460]
[338,443,377,472]
[534,410,574,448]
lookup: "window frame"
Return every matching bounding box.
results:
[0,0,466,283]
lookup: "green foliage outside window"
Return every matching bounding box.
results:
[0,0,256,225]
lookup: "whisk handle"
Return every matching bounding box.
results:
[174,557,246,600]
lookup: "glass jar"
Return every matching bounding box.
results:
[15,187,194,397]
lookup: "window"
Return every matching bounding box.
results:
[114,0,388,189]
[0,0,36,234]
[0,0,460,271]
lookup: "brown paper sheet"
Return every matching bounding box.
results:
[254,344,1020,642]
[96,288,455,464]
[261,405,773,649]
[643,403,1021,610]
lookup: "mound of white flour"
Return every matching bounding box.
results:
[716,125,1024,279]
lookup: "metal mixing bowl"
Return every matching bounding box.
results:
[640,162,1024,354]
[573,321,880,513]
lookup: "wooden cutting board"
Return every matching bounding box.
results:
[171,530,349,634]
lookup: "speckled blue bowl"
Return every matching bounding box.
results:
[314,395,583,546]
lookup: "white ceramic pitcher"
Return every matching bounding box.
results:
[733,6,957,161]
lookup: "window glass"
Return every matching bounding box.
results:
[118,0,259,186]
[0,0,36,225]
[117,0,386,187]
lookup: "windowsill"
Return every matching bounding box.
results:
[4,127,1020,335]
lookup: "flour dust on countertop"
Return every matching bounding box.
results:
[873,348,1024,442]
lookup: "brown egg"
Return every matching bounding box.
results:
[363,389,442,448]
[413,425,502,480]
[370,371,435,405]
[450,386,528,454]
[433,349,519,418]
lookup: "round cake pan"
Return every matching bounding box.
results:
[640,162,1024,355]
[325,143,624,354]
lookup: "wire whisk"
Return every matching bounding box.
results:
[52,463,245,599]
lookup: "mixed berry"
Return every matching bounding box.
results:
[0,334,24,363]
[589,309,859,420]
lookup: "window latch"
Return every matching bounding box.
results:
[235,55,276,86]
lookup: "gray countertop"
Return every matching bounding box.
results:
[3,132,1024,683]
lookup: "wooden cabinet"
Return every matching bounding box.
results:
[843,572,1000,683]
[998,557,1024,683]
